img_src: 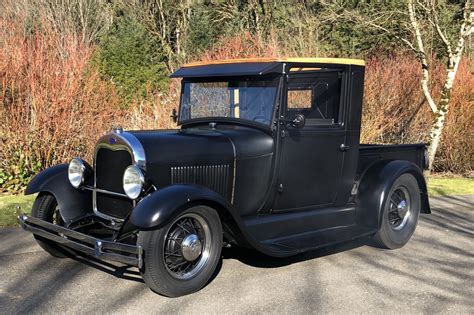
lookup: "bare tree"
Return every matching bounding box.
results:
[407,0,473,170]
[326,0,473,171]
[40,0,114,45]
[132,0,192,72]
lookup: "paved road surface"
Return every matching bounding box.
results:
[1,195,473,314]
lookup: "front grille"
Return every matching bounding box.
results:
[95,148,134,219]
[171,165,231,199]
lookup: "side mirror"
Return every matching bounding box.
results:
[291,113,305,128]
[170,108,178,123]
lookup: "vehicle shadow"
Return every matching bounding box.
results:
[67,251,144,283]
[221,236,372,268]
[56,235,372,283]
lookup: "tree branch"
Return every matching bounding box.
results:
[340,9,420,55]
[408,0,438,113]
[428,0,454,65]
[460,1,473,38]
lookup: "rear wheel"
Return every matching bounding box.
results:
[373,173,421,249]
[31,194,68,258]
[138,205,222,297]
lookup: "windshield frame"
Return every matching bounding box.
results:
[177,75,283,130]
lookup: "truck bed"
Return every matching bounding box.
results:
[357,143,427,176]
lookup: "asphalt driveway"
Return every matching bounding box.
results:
[1,195,473,314]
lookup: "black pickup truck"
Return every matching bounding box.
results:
[19,58,430,297]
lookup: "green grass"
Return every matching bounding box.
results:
[427,177,474,197]
[0,194,35,227]
[0,177,472,227]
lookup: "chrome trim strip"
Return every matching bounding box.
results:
[92,130,147,221]
[93,190,122,222]
[83,186,128,198]
[94,130,146,171]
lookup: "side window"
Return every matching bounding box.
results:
[286,71,342,125]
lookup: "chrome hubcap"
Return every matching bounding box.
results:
[388,187,411,230]
[397,200,408,218]
[181,234,202,261]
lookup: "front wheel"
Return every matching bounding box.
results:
[373,173,421,249]
[138,205,222,297]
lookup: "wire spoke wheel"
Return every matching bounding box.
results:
[387,186,411,231]
[163,213,212,280]
[139,205,222,297]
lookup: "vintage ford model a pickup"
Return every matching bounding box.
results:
[19,58,431,297]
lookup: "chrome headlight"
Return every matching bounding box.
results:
[68,158,89,188]
[123,165,145,199]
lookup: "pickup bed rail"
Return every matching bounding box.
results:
[357,143,428,176]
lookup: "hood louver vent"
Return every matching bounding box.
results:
[171,165,231,199]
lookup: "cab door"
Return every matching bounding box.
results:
[273,69,349,211]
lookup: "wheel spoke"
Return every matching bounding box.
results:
[168,260,188,271]
[387,187,411,230]
[187,218,197,233]
[165,251,182,258]
[177,222,191,234]
[163,213,212,280]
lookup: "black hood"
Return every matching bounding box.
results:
[94,124,275,209]
[128,124,274,167]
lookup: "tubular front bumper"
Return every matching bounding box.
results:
[18,214,142,268]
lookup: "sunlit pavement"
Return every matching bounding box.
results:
[1,195,473,314]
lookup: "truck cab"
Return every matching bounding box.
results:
[20,58,430,297]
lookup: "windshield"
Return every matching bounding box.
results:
[179,76,280,126]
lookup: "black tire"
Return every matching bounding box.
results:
[31,194,68,258]
[138,205,222,297]
[373,173,421,249]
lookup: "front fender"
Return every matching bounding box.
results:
[130,184,233,229]
[25,164,92,224]
[356,160,430,229]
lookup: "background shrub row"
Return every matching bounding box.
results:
[0,0,472,192]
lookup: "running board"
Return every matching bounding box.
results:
[261,225,377,255]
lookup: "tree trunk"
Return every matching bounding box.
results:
[427,67,457,170]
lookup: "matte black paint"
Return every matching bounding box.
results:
[130,184,232,229]
[24,60,431,259]
[170,62,284,78]
[356,160,430,229]
[127,125,275,214]
[25,164,92,225]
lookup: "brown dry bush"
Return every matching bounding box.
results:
[0,16,177,192]
[435,61,474,174]
[1,27,472,192]
[0,18,117,190]
[197,32,280,62]
[362,54,473,173]
[362,54,432,144]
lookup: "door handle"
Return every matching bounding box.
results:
[340,144,350,152]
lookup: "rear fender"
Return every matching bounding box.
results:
[356,160,430,229]
[25,164,92,224]
[130,184,235,230]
